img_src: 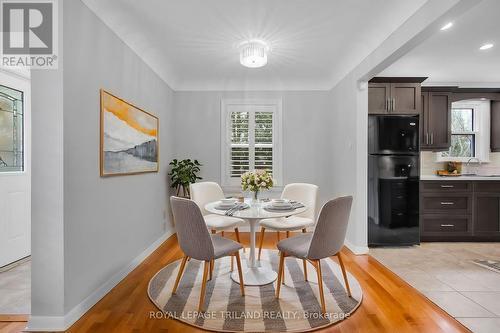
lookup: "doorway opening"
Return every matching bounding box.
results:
[0,68,31,318]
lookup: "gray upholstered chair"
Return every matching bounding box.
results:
[275,196,353,314]
[170,196,245,312]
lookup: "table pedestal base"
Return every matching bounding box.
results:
[230,266,277,286]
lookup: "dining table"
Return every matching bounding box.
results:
[205,199,308,286]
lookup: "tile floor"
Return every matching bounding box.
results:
[371,243,500,333]
[0,260,30,314]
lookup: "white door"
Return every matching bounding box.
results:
[0,68,31,267]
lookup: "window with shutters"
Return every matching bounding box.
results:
[221,99,282,188]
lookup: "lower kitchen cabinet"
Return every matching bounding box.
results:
[420,180,500,241]
[475,194,500,235]
[421,215,471,234]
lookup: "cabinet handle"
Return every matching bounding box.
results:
[440,224,455,227]
[440,202,454,205]
[425,133,429,144]
[430,133,434,145]
[392,98,396,111]
[386,98,389,111]
[440,185,454,188]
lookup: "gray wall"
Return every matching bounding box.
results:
[62,0,175,312]
[30,0,65,317]
[329,73,368,252]
[173,91,333,205]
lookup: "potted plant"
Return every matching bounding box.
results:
[168,159,202,198]
[241,169,274,201]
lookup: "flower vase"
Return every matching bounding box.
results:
[252,190,261,205]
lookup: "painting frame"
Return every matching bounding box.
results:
[100,89,159,177]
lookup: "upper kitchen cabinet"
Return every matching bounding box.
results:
[490,101,500,152]
[368,77,425,115]
[368,83,391,114]
[421,90,452,151]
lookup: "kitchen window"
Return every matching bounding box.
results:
[438,100,490,162]
[221,99,282,188]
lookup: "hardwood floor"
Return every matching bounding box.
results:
[1,232,470,333]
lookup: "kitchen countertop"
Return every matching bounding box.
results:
[421,175,500,181]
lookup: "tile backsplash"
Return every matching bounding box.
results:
[421,151,500,175]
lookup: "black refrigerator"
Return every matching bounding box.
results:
[368,115,420,246]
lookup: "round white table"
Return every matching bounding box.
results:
[205,200,308,286]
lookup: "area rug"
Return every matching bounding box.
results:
[148,249,362,332]
[473,259,500,273]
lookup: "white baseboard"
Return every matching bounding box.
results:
[26,231,173,332]
[25,316,66,332]
[344,239,369,255]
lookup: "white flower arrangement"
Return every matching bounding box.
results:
[241,169,274,198]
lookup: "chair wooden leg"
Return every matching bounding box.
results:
[211,229,216,234]
[286,231,290,238]
[302,259,308,281]
[234,252,245,296]
[276,251,285,298]
[172,256,189,294]
[221,231,225,237]
[258,227,266,260]
[230,255,234,272]
[277,232,281,242]
[282,258,286,285]
[198,261,210,312]
[337,252,352,297]
[314,259,326,314]
[209,259,214,281]
[234,228,245,253]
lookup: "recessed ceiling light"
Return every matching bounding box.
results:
[479,43,494,50]
[440,22,453,31]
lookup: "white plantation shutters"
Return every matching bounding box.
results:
[254,112,273,175]
[230,110,250,177]
[222,100,282,187]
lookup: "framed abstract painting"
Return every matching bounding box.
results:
[100,89,159,176]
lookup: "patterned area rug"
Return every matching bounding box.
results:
[148,249,362,332]
[473,259,500,273]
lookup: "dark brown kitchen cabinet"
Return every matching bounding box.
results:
[474,194,500,235]
[368,79,422,115]
[368,83,391,114]
[420,180,500,241]
[420,91,451,151]
[491,101,500,152]
[391,83,421,115]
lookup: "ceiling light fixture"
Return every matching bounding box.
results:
[479,43,494,50]
[239,40,269,68]
[440,22,453,31]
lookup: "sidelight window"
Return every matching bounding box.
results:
[0,84,24,172]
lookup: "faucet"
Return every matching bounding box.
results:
[466,157,481,166]
[465,157,481,174]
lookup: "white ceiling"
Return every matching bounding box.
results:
[381,0,500,86]
[82,0,427,91]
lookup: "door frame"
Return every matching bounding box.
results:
[0,67,31,267]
